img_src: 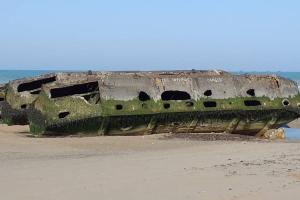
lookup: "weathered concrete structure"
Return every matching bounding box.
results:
[1,72,103,125]
[0,83,6,122]
[27,70,300,136]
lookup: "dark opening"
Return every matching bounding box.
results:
[275,80,280,88]
[163,103,170,109]
[30,90,41,95]
[0,97,4,101]
[50,81,99,98]
[297,103,300,108]
[138,91,150,101]
[58,111,70,119]
[246,89,255,97]
[83,94,92,101]
[282,99,290,106]
[21,104,27,109]
[204,90,212,96]
[185,101,194,107]
[17,76,56,92]
[161,90,191,101]
[244,100,261,106]
[116,104,123,110]
[203,101,217,107]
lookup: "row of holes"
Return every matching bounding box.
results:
[115,100,260,111]
[57,99,299,118]
[116,100,261,110]
[203,89,256,97]
[114,99,298,111]
[138,89,256,102]
[54,88,297,118]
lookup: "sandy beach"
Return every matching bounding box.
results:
[288,118,300,129]
[0,124,300,200]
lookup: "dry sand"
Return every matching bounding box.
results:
[1,124,300,200]
[288,118,300,129]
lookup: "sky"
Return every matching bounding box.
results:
[0,0,300,71]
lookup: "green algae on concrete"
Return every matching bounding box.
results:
[0,83,6,123]
[1,72,107,125]
[27,70,300,136]
[1,74,57,125]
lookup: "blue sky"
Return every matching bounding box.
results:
[0,0,299,71]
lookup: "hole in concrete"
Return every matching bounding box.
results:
[30,90,41,95]
[185,101,194,107]
[246,89,255,97]
[83,94,92,101]
[82,93,100,104]
[20,104,27,109]
[116,104,123,110]
[161,90,191,101]
[244,100,261,106]
[282,99,290,106]
[0,97,4,101]
[203,101,217,107]
[58,111,70,118]
[204,90,212,96]
[138,91,150,101]
[17,76,56,92]
[163,103,170,109]
[50,81,99,98]
[30,90,41,94]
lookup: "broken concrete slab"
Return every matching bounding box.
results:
[1,71,109,125]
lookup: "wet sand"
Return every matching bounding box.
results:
[0,124,300,200]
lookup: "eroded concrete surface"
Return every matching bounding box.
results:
[28,70,300,136]
[1,70,300,137]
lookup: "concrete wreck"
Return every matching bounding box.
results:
[1,72,106,125]
[26,70,300,136]
[0,83,6,122]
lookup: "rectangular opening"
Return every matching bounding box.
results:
[244,100,261,106]
[17,76,57,92]
[30,90,41,95]
[161,90,191,101]
[203,101,217,107]
[50,81,99,98]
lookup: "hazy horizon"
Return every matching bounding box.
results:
[0,69,300,73]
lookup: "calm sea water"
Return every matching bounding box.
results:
[0,70,300,86]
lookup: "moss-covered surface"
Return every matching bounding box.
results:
[29,109,298,136]
[0,86,5,123]
[28,90,300,136]
[2,84,43,125]
[1,101,29,125]
[5,85,36,110]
